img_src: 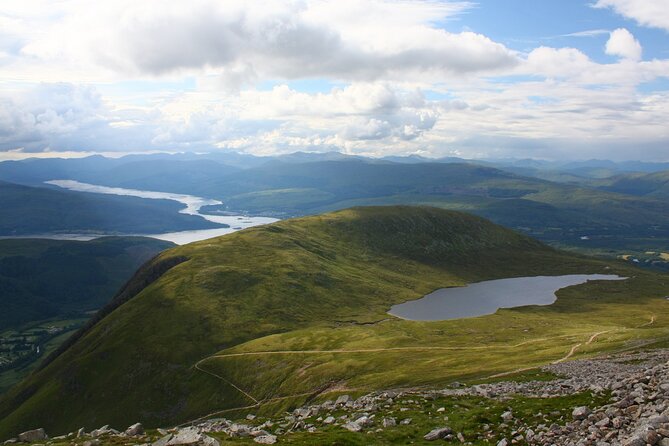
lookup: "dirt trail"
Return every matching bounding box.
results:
[194,360,259,404]
[586,330,611,345]
[639,315,656,328]
[553,343,582,364]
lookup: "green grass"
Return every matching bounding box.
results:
[0,206,666,439]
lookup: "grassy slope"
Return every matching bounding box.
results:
[0,206,666,438]
[0,237,175,331]
[0,181,221,235]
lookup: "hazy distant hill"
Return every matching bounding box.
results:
[200,160,669,250]
[3,154,669,251]
[596,170,669,198]
[0,181,220,235]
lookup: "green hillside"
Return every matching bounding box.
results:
[1,207,668,438]
[0,181,221,235]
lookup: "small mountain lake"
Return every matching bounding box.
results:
[388,274,626,321]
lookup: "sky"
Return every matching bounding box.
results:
[0,0,668,161]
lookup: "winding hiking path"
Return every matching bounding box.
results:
[193,333,597,400]
[194,359,259,404]
[191,316,663,421]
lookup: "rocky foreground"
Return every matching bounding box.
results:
[5,349,669,445]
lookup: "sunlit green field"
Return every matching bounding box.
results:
[197,273,669,418]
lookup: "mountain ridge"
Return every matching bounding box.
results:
[2,206,659,438]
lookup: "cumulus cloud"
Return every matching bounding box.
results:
[595,0,669,32]
[0,83,154,152]
[14,0,516,85]
[1,1,669,160]
[605,28,643,60]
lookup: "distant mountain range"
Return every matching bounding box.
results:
[1,152,669,252]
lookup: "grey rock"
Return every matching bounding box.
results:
[335,395,351,406]
[382,417,396,427]
[323,416,335,424]
[125,422,144,436]
[424,427,452,441]
[166,427,203,445]
[497,439,508,446]
[621,436,645,446]
[342,422,362,432]
[572,406,592,420]
[18,428,47,443]
[253,435,277,444]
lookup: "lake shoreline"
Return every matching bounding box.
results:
[3,180,280,245]
[388,274,627,321]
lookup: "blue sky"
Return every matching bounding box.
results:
[0,0,668,161]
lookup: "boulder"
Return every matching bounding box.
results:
[572,406,591,420]
[335,395,351,406]
[342,422,362,432]
[322,416,335,425]
[253,435,277,444]
[423,427,452,441]
[201,436,220,446]
[18,429,47,443]
[382,417,396,427]
[166,427,203,445]
[125,422,144,436]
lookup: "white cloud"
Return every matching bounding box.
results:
[7,0,515,86]
[0,83,155,152]
[595,0,669,32]
[0,0,668,160]
[605,28,642,61]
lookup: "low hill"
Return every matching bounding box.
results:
[2,206,667,438]
[0,181,221,235]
